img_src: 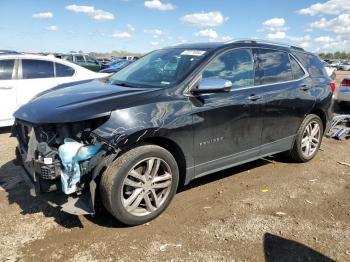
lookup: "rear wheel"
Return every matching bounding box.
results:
[100,144,179,226]
[289,114,323,163]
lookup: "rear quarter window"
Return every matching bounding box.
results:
[55,63,75,77]
[292,51,328,78]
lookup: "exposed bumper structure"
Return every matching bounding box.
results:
[12,120,113,216]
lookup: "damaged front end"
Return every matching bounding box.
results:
[12,117,116,215]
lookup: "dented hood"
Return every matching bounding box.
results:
[14,80,160,124]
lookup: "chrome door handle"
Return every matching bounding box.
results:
[0,86,14,90]
[248,95,262,101]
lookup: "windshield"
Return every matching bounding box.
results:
[110,48,209,88]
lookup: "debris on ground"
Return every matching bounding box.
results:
[337,161,350,168]
[159,243,182,252]
[327,115,350,140]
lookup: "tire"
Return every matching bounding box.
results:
[100,144,179,226]
[289,114,323,163]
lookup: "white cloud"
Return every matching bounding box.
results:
[181,11,225,27]
[127,24,135,31]
[267,31,286,39]
[310,14,350,34]
[151,41,159,45]
[298,0,350,16]
[65,5,114,20]
[112,31,131,38]
[144,29,163,35]
[32,12,53,19]
[314,36,333,44]
[144,0,175,11]
[144,29,164,38]
[263,17,285,28]
[194,29,218,39]
[221,36,233,41]
[46,25,58,31]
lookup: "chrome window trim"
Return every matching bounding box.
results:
[184,47,309,96]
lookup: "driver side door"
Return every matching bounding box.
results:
[191,48,265,177]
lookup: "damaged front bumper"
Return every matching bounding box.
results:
[12,120,115,216]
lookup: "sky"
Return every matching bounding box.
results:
[0,0,349,54]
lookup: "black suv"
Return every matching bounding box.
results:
[13,40,333,226]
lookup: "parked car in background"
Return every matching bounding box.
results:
[61,54,101,72]
[339,62,350,71]
[0,53,109,127]
[13,40,333,226]
[99,59,133,73]
[323,61,336,79]
[337,77,350,106]
[97,57,111,65]
[330,60,341,69]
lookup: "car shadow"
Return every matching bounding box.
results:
[0,159,84,228]
[263,233,335,262]
[0,148,302,229]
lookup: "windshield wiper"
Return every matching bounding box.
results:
[111,81,139,88]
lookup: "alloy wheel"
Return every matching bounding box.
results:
[121,157,173,216]
[301,121,321,158]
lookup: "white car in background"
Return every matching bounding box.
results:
[0,53,110,127]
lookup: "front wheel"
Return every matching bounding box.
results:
[100,144,179,226]
[289,114,323,163]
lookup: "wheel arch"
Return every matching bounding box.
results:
[309,108,327,132]
[136,136,187,188]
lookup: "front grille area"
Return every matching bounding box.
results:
[40,165,58,180]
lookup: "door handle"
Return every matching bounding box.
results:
[300,84,310,91]
[247,95,262,101]
[0,86,14,90]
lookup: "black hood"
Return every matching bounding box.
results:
[14,80,160,124]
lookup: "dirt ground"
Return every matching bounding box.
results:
[0,72,350,262]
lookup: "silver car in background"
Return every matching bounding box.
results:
[338,77,350,105]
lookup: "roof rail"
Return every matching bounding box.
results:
[225,38,305,51]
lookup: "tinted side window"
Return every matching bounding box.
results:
[22,59,54,79]
[202,48,254,88]
[75,56,85,63]
[55,63,75,77]
[258,49,293,85]
[289,55,305,79]
[0,59,15,80]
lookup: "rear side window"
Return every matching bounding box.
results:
[292,51,327,78]
[258,49,293,85]
[202,48,255,88]
[0,59,15,80]
[289,55,305,79]
[22,59,54,79]
[55,63,75,77]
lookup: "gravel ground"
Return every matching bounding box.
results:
[0,71,349,262]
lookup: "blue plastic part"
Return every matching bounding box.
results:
[58,139,102,194]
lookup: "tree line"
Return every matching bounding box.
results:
[318,52,350,60]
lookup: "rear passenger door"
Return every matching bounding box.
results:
[255,48,315,152]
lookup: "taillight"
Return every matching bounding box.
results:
[330,81,336,93]
[341,78,350,87]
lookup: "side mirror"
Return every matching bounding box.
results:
[192,78,232,95]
